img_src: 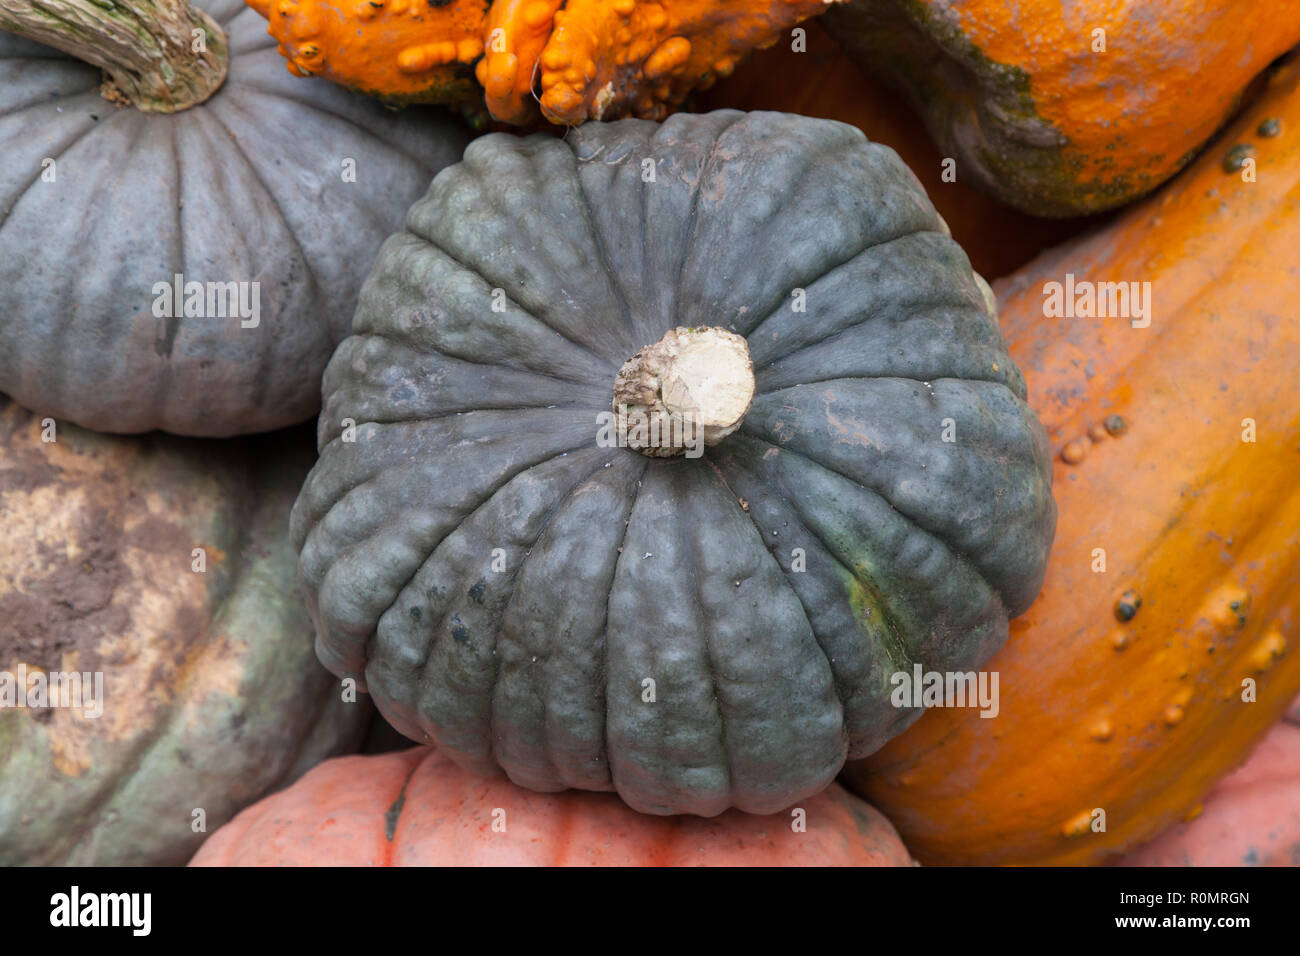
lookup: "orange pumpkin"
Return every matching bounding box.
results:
[824,0,1300,216]
[1118,695,1300,866]
[840,56,1300,865]
[694,20,1099,279]
[190,746,916,866]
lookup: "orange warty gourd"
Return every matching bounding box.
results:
[190,746,916,866]
[1118,695,1300,866]
[247,0,488,110]
[694,20,1097,279]
[839,57,1300,866]
[249,0,839,124]
[824,0,1300,216]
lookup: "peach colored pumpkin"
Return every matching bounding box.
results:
[1118,696,1300,867]
[191,746,916,866]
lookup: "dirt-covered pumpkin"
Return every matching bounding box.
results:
[291,110,1057,817]
[824,0,1300,216]
[190,745,916,865]
[1118,695,1300,867]
[840,58,1300,865]
[0,400,368,865]
[693,19,1097,279]
[0,0,468,437]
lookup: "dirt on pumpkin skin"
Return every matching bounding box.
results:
[0,527,127,677]
[0,400,222,714]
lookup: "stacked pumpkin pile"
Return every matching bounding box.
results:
[1,0,1297,868]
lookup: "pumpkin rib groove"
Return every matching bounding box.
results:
[529,455,649,794]
[163,118,186,362]
[202,100,324,310]
[569,142,637,341]
[0,84,99,123]
[295,414,599,556]
[744,378,1053,615]
[484,457,647,794]
[483,451,635,785]
[380,759,421,865]
[399,230,619,379]
[717,134,900,338]
[0,98,105,227]
[665,111,749,328]
[346,327,608,393]
[400,444,615,681]
[737,425,1006,611]
[754,296,1023,395]
[225,79,437,182]
[742,231,974,363]
[714,444,925,682]
[683,473,736,807]
[758,369,1004,395]
[704,449,912,684]
[693,137,945,341]
[181,107,284,412]
[340,434,606,688]
[413,136,641,366]
[598,458,650,798]
[735,219,954,341]
[46,109,153,409]
[705,454,866,711]
[214,88,398,243]
[746,421,1020,636]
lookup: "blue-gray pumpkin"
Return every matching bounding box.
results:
[292,110,1057,816]
[0,0,468,436]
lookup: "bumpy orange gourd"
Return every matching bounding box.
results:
[190,746,917,866]
[247,0,840,123]
[840,57,1300,865]
[1118,695,1300,867]
[694,20,1097,279]
[476,0,565,123]
[824,0,1300,216]
[246,0,488,107]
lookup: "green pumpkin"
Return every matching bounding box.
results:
[0,400,368,864]
[292,110,1057,816]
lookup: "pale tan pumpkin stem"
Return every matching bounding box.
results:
[0,0,228,113]
[613,326,755,458]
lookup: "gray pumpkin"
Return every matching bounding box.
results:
[292,110,1057,816]
[0,0,468,437]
